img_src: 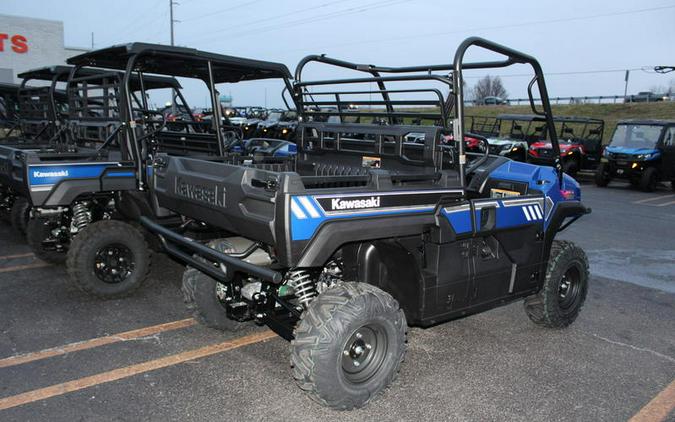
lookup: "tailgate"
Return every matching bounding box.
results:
[0,144,29,194]
[151,155,292,245]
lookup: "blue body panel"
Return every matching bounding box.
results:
[605,146,660,160]
[290,194,437,241]
[289,160,579,241]
[28,163,133,187]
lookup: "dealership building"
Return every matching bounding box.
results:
[0,14,88,84]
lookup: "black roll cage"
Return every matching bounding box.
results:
[292,37,563,185]
[454,38,561,185]
[68,43,296,189]
[15,66,74,144]
[483,114,604,146]
[0,83,22,137]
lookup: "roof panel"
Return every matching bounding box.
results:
[67,42,291,82]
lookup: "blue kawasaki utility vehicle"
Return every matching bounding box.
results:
[0,83,21,138]
[15,43,295,299]
[595,119,675,191]
[0,66,80,230]
[139,37,591,410]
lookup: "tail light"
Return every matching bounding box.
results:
[560,189,576,200]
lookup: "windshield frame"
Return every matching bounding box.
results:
[608,124,664,149]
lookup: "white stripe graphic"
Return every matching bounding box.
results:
[528,206,538,220]
[298,196,320,218]
[533,205,543,219]
[290,199,307,219]
[523,206,532,221]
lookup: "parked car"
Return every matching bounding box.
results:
[477,96,509,105]
[624,91,664,103]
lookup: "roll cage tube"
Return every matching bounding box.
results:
[18,69,66,146]
[452,37,562,186]
[120,51,227,189]
[294,56,390,123]
[294,55,455,125]
[293,55,454,132]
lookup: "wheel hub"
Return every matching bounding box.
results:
[558,266,581,310]
[94,244,134,284]
[341,324,387,384]
[559,276,571,298]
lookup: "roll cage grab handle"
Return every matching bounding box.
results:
[292,37,563,187]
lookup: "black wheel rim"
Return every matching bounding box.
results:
[558,265,582,311]
[341,323,388,384]
[94,243,134,284]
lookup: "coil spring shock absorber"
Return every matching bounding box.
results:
[71,202,91,231]
[286,269,316,308]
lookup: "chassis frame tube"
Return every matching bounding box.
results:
[139,216,283,284]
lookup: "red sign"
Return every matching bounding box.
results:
[0,34,29,53]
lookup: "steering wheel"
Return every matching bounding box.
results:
[222,129,245,152]
[464,132,491,175]
[133,109,167,144]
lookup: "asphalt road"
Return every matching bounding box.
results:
[0,178,673,422]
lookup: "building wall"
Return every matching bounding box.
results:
[0,14,87,83]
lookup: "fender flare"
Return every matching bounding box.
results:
[541,200,590,272]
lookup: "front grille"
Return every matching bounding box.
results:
[611,153,631,160]
[488,145,502,154]
[536,148,553,157]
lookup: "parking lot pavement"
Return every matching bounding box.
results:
[559,179,675,294]
[0,181,673,422]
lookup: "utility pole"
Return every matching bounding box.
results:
[91,32,94,50]
[169,0,178,112]
[169,0,176,46]
[623,70,630,100]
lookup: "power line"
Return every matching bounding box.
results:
[215,0,353,33]
[111,0,166,41]
[462,68,646,79]
[190,0,410,46]
[270,4,675,54]
[180,0,266,23]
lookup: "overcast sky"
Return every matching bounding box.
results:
[2,0,674,108]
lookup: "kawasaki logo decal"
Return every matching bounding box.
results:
[28,163,124,186]
[330,196,381,211]
[175,177,225,207]
[33,170,69,178]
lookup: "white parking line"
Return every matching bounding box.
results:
[633,194,675,204]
